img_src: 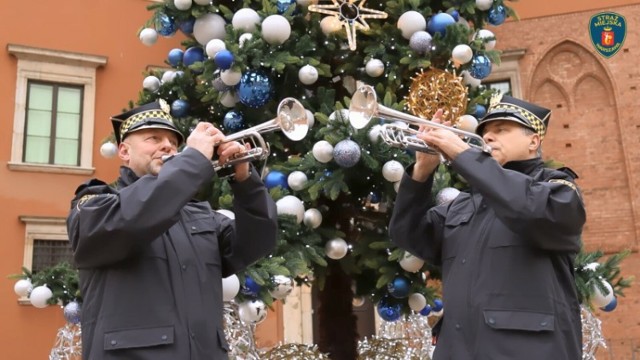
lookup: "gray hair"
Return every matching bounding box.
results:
[522,127,543,157]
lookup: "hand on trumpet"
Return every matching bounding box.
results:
[216,140,251,182]
[419,109,471,161]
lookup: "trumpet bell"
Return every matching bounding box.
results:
[277,97,309,141]
[349,85,379,129]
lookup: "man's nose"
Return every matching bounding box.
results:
[482,132,494,143]
[159,137,177,152]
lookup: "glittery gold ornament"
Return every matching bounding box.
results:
[261,343,330,359]
[405,68,468,125]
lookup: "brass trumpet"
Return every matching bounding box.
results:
[163,97,309,170]
[349,85,491,155]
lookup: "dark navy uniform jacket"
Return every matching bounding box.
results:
[67,148,277,360]
[390,149,585,360]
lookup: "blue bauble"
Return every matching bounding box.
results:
[214,50,235,70]
[432,298,444,312]
[168,48,184,67]
[601,297,617,312]
[183,47,205,67]
[264,170,289,190]
[488,5,507,26]
[448,9,460,21]
[474,104,487,118]
[223,110,245,133]
[156,13,177,37]
[470,54,492,80]
[333,139,361,168]
[387,276,411,299]
[171,99,189,118]
[369,191,381,204]
[427,13,456,36]
[179,17,195,35]
[276,0,296,14]
[320,169,333,181]
[237,71,273,109]
[241,276,262,297]
[420,304,432,316]
[377,296,402,322]
[63,301,82,324]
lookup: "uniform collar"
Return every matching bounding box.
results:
[117,166,140,188]
[503,157,544,175]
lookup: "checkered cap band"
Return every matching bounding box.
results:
[119,110,175,136]
[491,103,547,140]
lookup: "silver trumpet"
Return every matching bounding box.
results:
[164,97,309,170]
[349,85,492,155]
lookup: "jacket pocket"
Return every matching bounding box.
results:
[104,325,174,350]
[483,309,554,332]
[442,212,472,259]
[186,217,221,266]
[217,327,230,351]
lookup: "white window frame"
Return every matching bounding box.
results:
[484,48,526,98]
[283,284,315,343]
[17,216,69,305]
[7,44,107,175]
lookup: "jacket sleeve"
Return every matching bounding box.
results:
[67,148,216,268]
[218,166,278,277]
[388,164,446,265]
[451,149,585,252]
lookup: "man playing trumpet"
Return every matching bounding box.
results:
[67,99,277,360]
[389,95,585,359]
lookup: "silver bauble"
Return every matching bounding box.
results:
[269,275,295,300]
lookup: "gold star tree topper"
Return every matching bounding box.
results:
[309,0,388,51]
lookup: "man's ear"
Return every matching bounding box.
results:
[118,142,130,162]
[529,134,541,151]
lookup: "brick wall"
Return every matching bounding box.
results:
[492,4,640,359]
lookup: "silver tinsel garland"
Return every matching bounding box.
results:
[49,323,82,360]
[581,305,607,360]
[358,314,434,360]
[223,301,261,360]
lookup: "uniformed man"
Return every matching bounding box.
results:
[389,95,585,359]
[67,100,277,360]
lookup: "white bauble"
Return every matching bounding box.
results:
[365,59,385,77]
[312,140,334,163]
[591,280,615,308]
[583,262,600,272]
[174,0,193,11]
[238,299,268,325]
[14,279,33,297]
[303,208,322,229]
[216,209,235,219]
[142,76,161,92]
[436,187,461,205]
[457,114,478,132]
[139,28,158,46]
[382,160,404,182]
[29,285,52,308]
[232,8,261,32]
[287,171,308,191]
[220,92,239,108]
[298,65,319,85]
[399,252,425,273]
[262,15,291,45]
[408,293,427,312]
[222,274,240,301]
[100,142,118,159]
[320,16,342,35]
[269,275,295,300]
[194,0,211,4]
[432,309,444,317]
[475,29,496,51]
[329,109,349,124]
[193,13,227,46]
[205,39,226,58]
[325,238,348,260]
[394,181,401,193]
[475,0,494,11]
[220,69,242,86]
[276,195,305,223]
[461,70,481,88]
[239,33,253,48]
[368,124,382,143]
[451,44,473,65]
[305,109,316,128]
[397,11,427,39]
[161,70,177,84]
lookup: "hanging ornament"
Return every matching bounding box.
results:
[451,44,473,66]
[436,187,461,205]
[329,109,349,124]
[193,13,226,45]
[276,0,297,14]
[409,31,432,54]
[287,170,308,191]
[238,299,268,325]
[63,301,82,324]
[488,5,507,26]
[232,8,261,32]
[475,0,494,11]
[432,298,444,312]
[264,170,289,190]
[206,39,226,58]
[179,17,196,35]
[222,274,241,301]
[474,104,487,119]
[220,91,239,108]
[397,10,426,40]
[387,276,411,299]
[590,279,614,308]
[174,0,192,10]
[382,160,404,182]
[365,59,385,77]
[269,275,295,300]
[276,195,305,223]
[167,48,184,67]
[470,54,492,80]
[405,68,468,124]
[368,124,382,143]
[239,33,253,48]
[427,13,456,36]
[475,29,497,50]
[456,114,479,132]
[183,46,205,67]
[376,296,402,321]
[161,70,177,84]
[408,293,427,312]
[13,278,33,297]
[220,69,242,86]
[29,285,53,308]
[100,142,118,159]
[309,0,388,50]
[223,110,245,133]
[320,16,342,35]
[399,251,424,273]
[156,13,177,37]
[325,238,348,260]
[601,297,617,312]
[312,140,334,163]
[241,276,262,297]
[143,75,161,92]
[461,70,481,88]
[333,139,361,168]
[298,64,319,85]
[171,99,189,118]
[238,70,273,108]
[261,15,292,45]
[214,50,235,70]
[303,208,323,228]
[139,28,158,46]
